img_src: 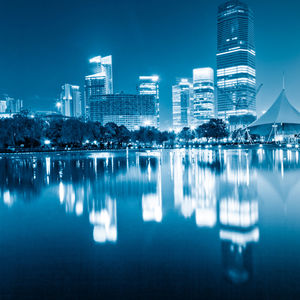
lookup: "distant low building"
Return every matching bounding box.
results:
[90,93,157,130]
[0,95,23,114]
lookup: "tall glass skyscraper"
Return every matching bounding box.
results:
[172,79,192,131]
[84,55,113,119]
[192,68,215,126]
[138,76,159,128]
[217,0,256,122]
[60,84,82,118]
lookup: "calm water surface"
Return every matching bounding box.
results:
[1,149,300,299]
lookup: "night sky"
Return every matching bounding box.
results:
[1,0,300,129]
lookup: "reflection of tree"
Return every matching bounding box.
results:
[0,152,163,244]
[0,157,47,203]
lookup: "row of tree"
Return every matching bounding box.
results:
[0,113,229,149]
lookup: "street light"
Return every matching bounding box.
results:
[56,102,62,110]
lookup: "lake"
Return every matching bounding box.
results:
[1,149,300,299]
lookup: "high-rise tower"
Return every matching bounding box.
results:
[138,76,159,128]
[192,68,215,126]
[217,0,256,122]
[84,55,113,119]
[172,78,192,131]
[60,84,82,118]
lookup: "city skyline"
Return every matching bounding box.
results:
[1,0,300,129]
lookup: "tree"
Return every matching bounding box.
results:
[179,127,195,143]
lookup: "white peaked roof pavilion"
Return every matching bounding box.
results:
[248,89,300,136]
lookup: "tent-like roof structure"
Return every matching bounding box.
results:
[248,90,300,136]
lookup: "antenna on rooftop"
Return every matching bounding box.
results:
[283,72,285,90]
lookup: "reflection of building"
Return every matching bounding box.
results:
[172,79,192,131]
[138,76,159,128]
[90,94,157,130]
[142,157,162,222]
[84,55,113,119]
[173,150,217,227]
[60,84,82,118]
[193,68,215,126]
[89,196,117,244]
[219,152,259,284]
[217,0,256,121]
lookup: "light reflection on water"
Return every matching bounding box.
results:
[1,149,300,298]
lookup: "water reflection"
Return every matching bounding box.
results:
[219,151,259,284]
[1,149,300,286]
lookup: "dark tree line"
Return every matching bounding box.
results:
[0,114,228,150]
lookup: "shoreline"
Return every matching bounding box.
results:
[0,143,299,155]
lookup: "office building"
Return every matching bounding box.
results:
[84,55,113,119]
[172,79,192,130]
[138,76,159,128]
[0,100,7,113]
[0,95,23,114]
[60,84,82,118]
[90,93,157,130]
[193,68,215,126]
[217,0,256,122]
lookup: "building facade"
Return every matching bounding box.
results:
[84,55,113,119]
[60,84,82,118]
[0,95,23,114]
[217,0,256,122]
[172,79,192,131]
[192,68,215,126]
[90,94,157,130]
[138,76,159,128]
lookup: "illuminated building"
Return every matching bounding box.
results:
[217,0,256,121]
[138,76,159,128]
[90,94,157,130]
[60,84,82,118]
[84,55,113,119]
[0,95,23,114]
[0,100,6,113]
[172,79,192,130]
[193,68,215,125]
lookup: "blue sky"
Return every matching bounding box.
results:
[0,0,300,129]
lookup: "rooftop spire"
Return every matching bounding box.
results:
[283,72,285,90]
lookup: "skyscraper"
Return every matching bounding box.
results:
[217,0,256,122]
[138,76,159,128]
[192,68,215,126]
[172,78,192,131]
[84,55,113,119]
[60,84,82,118]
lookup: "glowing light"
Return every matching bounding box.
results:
[44,140,51,145]
[89,56,102,63]
[220,228,260,245]
[75,202,84,216]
